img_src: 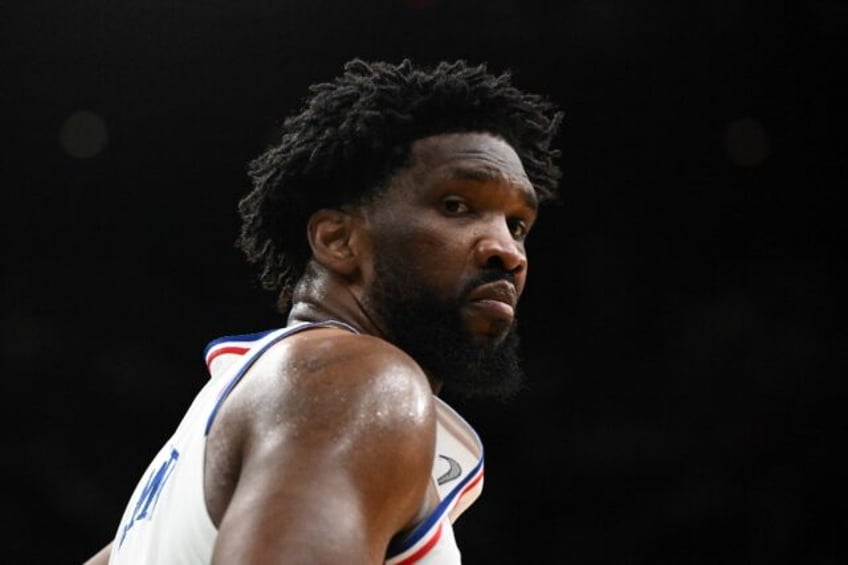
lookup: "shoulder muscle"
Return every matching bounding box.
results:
[212,331,436,564]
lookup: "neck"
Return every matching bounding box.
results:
[285,261,443,394]
[286,262,386,339]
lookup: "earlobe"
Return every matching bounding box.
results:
[307,209,359,276]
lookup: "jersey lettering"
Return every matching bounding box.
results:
[119,447,180,547]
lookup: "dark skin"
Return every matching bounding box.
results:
[85,132,537,564]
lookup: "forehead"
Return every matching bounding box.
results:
[403,132,536,204]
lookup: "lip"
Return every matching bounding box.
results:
[466,280,517,320]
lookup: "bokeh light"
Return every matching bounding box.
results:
[59,110,109,159]
[724,117,770,167]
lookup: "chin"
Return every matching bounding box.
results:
[465,317,513,346]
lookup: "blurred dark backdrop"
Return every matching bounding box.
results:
[3,1,846,563]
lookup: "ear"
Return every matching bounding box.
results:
[306,208,362,276]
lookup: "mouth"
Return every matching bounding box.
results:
[465,280,518,324]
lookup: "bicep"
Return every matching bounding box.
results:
[82,542,112,565]
[214,465,384,564]
[212,342,436,564]
[214,435,433,565]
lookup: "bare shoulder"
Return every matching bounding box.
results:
[255,328,436,433]
[209,327,438,485]
[210,328,438,561]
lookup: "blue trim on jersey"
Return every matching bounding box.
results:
[386,453,485,557]
[204,320,361,435]
[204,328,292,435]
[203,329,276,359]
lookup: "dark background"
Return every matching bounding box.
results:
[3,1,846,563]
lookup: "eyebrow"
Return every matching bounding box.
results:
[447,165,539,210]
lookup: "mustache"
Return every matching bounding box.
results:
[460,269,517,300]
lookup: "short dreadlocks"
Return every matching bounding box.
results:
[237,58,563,310]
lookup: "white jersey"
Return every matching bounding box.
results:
[110,321,485,564]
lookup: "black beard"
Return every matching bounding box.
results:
[365,253,525,400]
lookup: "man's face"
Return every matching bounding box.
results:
[359,132,538,398]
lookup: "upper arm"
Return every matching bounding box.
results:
[212,334,436,565]
[83,542,112,565]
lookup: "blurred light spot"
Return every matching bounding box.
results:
[401,0,437,8]
[59,110,109,159]
[1,314,43,363]
[724,117,769,167]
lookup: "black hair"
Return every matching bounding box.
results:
[237,58,563,309]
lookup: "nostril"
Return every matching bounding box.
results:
[486,255,507,271]
[476,236,526,273]
[485,253,523,274]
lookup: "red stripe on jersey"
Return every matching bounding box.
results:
[460,469,483,498]
[393,521,443,565]
[205,345,249,367]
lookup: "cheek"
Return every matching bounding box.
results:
[417,230,470,274]
[389,218,467,261]
[385,222,471,289]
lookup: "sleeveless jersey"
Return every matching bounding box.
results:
[109,321,485,564]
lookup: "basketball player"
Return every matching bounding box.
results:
[85,58,562,564]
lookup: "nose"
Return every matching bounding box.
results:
[473,221,527,275]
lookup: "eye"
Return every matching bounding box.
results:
[441,197,470,215]
[507,218,529,239]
